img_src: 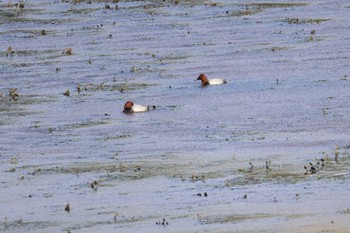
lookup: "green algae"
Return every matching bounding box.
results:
[246,3,308,8]
[282,18,330,24]
[197,213,275,224]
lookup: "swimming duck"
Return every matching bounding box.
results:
[123,101,149,113]
[196,73,227,86]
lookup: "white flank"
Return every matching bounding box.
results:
[132,104,149,112]
[208,78,226,85]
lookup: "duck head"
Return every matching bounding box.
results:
[123,101,134,113]
[196,73,209,86]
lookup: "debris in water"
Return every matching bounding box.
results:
[249,162,254,170]
[334,145,339,161]
[64,89,70,97]
[156,218,168,226]
[90,180,98,191]
[10,157,18,164]
[265,161,270,173]
[191,174,205,182]
[6,47,14,57]
[63,48,73,55]
[119,163,128,172]
[65,203,70,213]
[9,88,19,101]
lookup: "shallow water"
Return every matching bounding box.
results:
[1,0,350,232]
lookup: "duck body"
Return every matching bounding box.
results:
[123,101,149,113]
[207,78,227,85]
[196,73,227,86]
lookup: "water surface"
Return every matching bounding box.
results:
[1,0,350,232]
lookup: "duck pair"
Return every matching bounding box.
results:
[123,73,226,113]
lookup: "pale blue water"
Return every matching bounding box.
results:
[1,1,350,232]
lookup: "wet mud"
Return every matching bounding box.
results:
[1,0,350,232]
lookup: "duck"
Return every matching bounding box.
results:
[123,101,154,113]
[196,73,227,86]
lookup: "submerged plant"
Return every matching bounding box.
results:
[282,18,329,24]
[8,88,19,101]
[62,48,73,55]
[6,1,27,8]
[334,145,339,161]
[64,203,70,213]
[6,47,14,57]
[130,65,139,73]
[63,89,70,97]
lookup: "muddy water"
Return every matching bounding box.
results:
[1,0,350,232]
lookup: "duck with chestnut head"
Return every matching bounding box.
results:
[123,101,156,113]
[123,101,149,113]
[196,73,227,86]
